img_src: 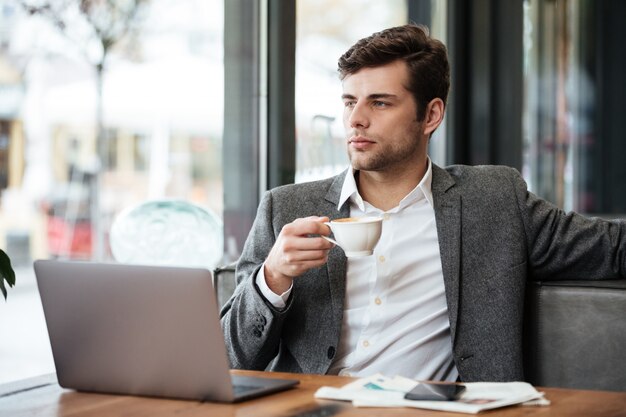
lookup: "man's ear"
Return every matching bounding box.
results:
[422,98,445,136]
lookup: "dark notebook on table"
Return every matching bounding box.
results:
[34,260,298,402]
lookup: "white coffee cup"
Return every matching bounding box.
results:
[322,216,383,257]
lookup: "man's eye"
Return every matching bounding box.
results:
[372,101,388,108]
[344,101,356,108]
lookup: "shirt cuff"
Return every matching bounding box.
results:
[255,264,292,309]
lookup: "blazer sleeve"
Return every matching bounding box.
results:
[219,190,293,370]
[509,168,626,280]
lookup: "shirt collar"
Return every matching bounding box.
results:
[338,158,434,211]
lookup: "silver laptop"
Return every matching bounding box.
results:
[34,260,298,402]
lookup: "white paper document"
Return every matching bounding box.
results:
[314,374,550,414]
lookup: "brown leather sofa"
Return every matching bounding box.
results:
[214,263,626,392]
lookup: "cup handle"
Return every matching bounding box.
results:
[321,222,338,246]
[321,235,339,246]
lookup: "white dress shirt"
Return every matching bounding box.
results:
[257,159,458,381]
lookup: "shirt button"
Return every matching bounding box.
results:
[374,297,382,305]
[383,213,391,221]
[378,255,386,263]
[362,340,370,348]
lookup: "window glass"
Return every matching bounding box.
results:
[523,0,581,210]
[0,0,224,383]
[294,0,408,183]
[523,0,626,214]
[427,1,448,167]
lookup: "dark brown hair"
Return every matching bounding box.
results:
[338,24,450,121]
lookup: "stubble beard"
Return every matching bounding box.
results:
[347,131,425,173]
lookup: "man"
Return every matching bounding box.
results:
[220,24,626,382]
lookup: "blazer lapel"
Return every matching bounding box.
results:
[324,171,350,327]
[431,164,462,346]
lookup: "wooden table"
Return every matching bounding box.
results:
[1,370,625,416]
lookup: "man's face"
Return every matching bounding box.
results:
[341,60,427,173]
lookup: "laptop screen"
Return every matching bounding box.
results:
[34,260,297,402]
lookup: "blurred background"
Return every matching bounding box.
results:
[0,0,625,383]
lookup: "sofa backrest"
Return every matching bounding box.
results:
[213,262,237,309]
[524,280,626,392]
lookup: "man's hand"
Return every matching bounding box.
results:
[264,216,334,294]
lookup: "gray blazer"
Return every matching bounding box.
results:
[220,164,626,382]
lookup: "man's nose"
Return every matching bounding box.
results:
[348,102,370,129]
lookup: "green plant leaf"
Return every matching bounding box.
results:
[0,249,16,301]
